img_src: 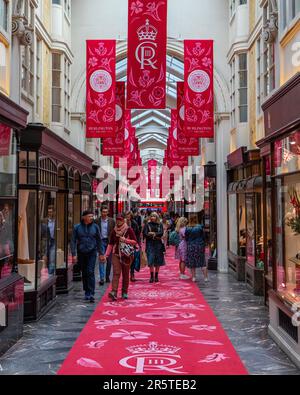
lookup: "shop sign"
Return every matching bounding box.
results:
[0,125,11,156]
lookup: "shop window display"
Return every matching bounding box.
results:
[276,174,300,303]
[246,193,264,269]
[228,194,238,254]
[38,191,56,286]
[238,194,246,257]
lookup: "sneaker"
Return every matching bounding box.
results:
[84,295,90,301]
[89,296,95,303]
[204,277,209,283]
[122,293,128,300]
[108,291,117,301]
[192,277,197,282]
[99,280,105,286]
[180,274,190,280]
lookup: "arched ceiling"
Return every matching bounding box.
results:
[117,54,184,164]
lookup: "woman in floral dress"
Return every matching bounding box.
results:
[175,217,189,280]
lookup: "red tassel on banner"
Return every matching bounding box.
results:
[184,40,214,138]
[126,0,167,109]
[86,40,116,138]
[102,82,125,156]
[177,82,200,156]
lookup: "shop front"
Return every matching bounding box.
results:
[226,147,265,296]
[18,124,93,321]
[259,72,300,368]
[0,92,28,355]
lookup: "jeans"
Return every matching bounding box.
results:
[78,252,97,297]
[99,239,112,281]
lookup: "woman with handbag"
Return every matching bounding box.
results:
[104,214,137,301]
[143,212,165,283]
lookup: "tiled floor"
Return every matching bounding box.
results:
[0,267,299,375]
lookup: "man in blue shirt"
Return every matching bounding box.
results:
[71,210,104,302]
[95,206,115,285]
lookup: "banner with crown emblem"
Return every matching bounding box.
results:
[102,82,125,156]
[177,82,200,156]
[184,40,214,138]
[126,0,167,110]
[86,40,116,138]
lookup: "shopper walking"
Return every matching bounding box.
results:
[185,213,208,283]
[104,214,137,301]
[71,210,104,303]
[162,214,170,250]
[95,205,115,285]
[175,217,189,280]
[143,212,165,283]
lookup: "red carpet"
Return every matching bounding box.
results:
[58,248,248,375]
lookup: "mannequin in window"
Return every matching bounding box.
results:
[41,206,56,275]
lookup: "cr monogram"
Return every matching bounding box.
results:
[135,42,158,70]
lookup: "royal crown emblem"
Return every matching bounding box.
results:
[137,19,158,41]
[126,341,181,355]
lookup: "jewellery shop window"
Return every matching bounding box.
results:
[228,193,238,255]
[82,174,91,211]
[274,131,300,303]
[0,126,17,280]
[56,166,67,270]
[265,156,273,281]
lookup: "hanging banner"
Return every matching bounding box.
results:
[177,82,200,156]
[126,0,167,109]
[114,110,134,168]
[0,125,11,156]
[148,159,157,197]
[184,40,214,138]
[167,124,189,168]
[86,40,116,138]
[102,82,125,156]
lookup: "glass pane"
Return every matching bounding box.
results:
[82,194,91,212]
[28,168,36,184]
[276,174,300,303]
[52,106,61,123]
[18,190,37,291]
[246,195,255,266]
[229,194,238,254]
[239,106,248,122]
[238,194,246,256]
[56,192,66,269]
[38,191,57,287]
[0,126,17,196]
[28,151,37,167]
[0,201,15,280]
[266,185,273,279]
[274,130,300,175]
[19,151,27,167]
[73,194,81,225]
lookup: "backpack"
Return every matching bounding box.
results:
[169,230,180,247]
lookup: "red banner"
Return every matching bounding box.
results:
[114,110,135,168]
[86,40,116,138]
[127,0,167,109]
[0,125,11,156]
[184,40,214,138]
[167,120,189,168]
[177,82,200,156]
[102,82,125,156]
[148,159,157,197]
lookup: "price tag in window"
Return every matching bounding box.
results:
[0,303,7,328]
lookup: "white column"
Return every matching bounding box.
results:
[10,36,22,104]
[216,114,230,273]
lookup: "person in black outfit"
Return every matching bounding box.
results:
[71,210,104,303]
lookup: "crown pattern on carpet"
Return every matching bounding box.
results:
[137,20,158,41]
[126,341,180,355]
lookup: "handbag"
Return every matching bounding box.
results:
[119,229,136,258]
